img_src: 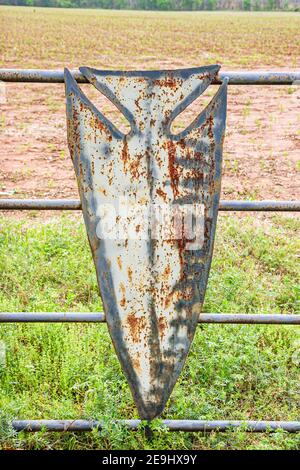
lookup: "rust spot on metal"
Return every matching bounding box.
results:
[156,188,167,202]
[166,140,180,198]
[132,357,141,374]
[121,139,129,168]
[158,316,167,340]
[178,139,186,150]
[121,140,143,179]
[164,264,171,277]
[127,314,146,344]
[135,96,142,113]
[127,267,133,282]
[177,236,188,280]
[154,76,181,90]
[89,114,112,141]
[117,256,122,270]
[120,282,126,307]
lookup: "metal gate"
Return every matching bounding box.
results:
[0,69,299,434]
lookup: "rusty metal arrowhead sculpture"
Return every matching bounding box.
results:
[65,65,228,419]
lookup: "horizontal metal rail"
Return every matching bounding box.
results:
[11,419,300,433]
[1,69,300,85]
[219,200,300,212]
[0,199,299,212]
[0,312,298,324]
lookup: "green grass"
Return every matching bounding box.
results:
[0,214,299,450]
[1,7,300,69]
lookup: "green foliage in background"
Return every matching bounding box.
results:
[0,214,299,449]
[0,0,298,11]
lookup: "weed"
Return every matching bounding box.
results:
[0,215,298,449]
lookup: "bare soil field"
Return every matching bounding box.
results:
[0,8,300,204]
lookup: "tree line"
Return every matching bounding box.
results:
[1,0,299,10]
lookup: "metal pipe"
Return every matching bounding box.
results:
[11,419,300,433]
[0,199,299,212]
[219,200,300,212]
[0,312,105,323]
[0,69,87,84]
[1,69,300,85]
[218,71,300,85]
[0,312,298,324]
[199,314,300,325]
[0,199,82,210]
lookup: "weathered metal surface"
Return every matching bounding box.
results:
[12,419,300,433]
[65,64,228,420]
[1,199,300,211]
[0,312,299,324]
[1,68,300,84]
